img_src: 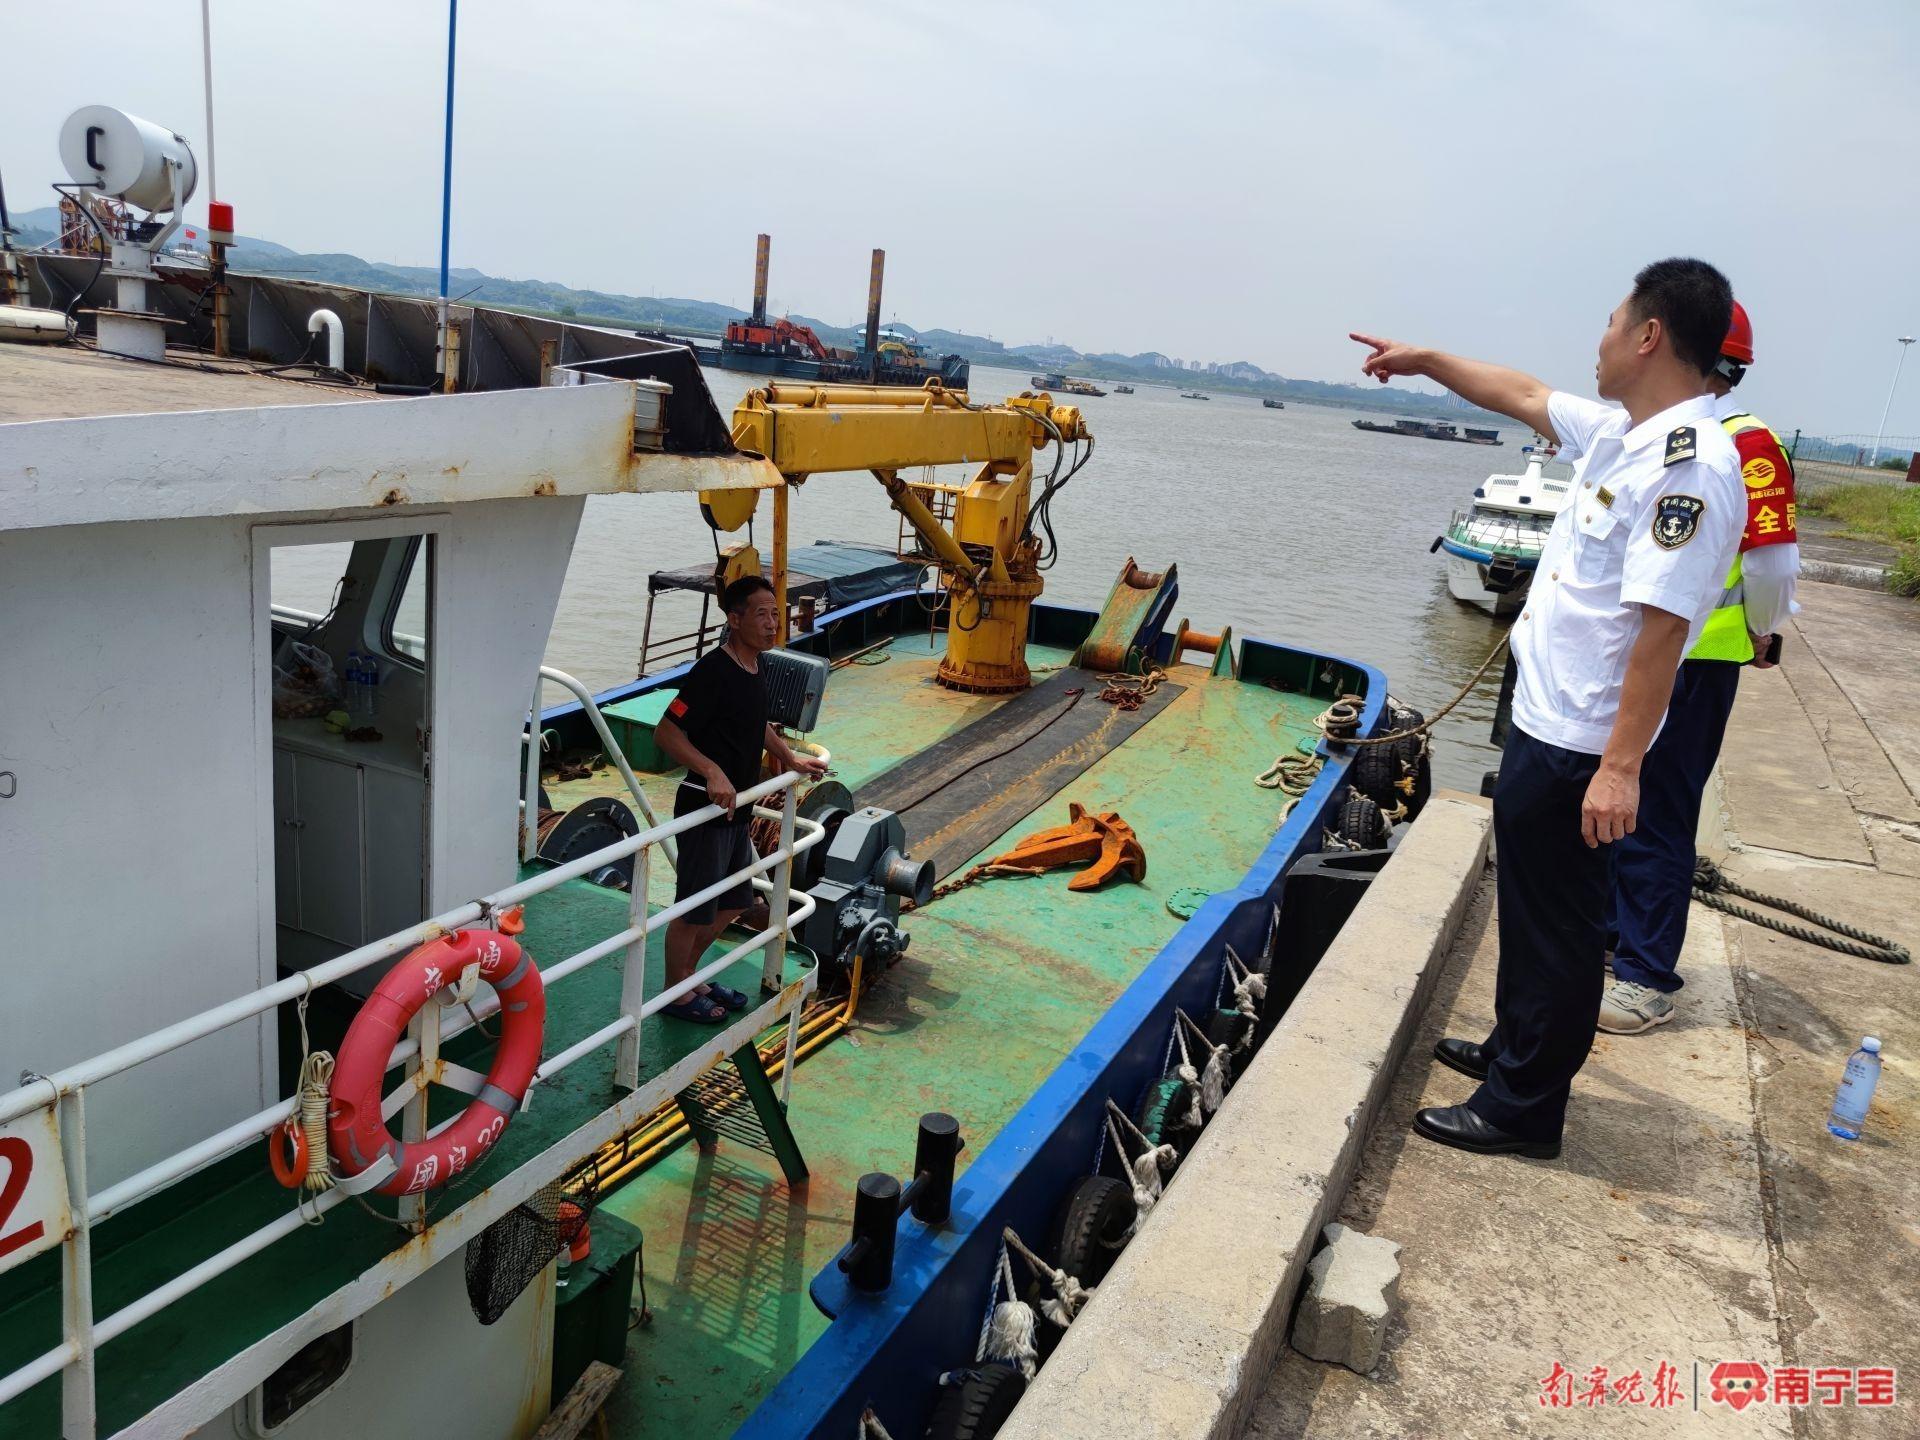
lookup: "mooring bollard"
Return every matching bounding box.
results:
[837,1113,965,1292]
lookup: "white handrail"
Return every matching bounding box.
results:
[0,769,823,1432]
[0,767,807,1128]
[83,803,826,1228]
[532,665,675,863]
[11,628,841,1436]
[522,663,831,869]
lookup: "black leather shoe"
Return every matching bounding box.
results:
[1434,1037,1490,1080]
[1412,1103,1560,1159]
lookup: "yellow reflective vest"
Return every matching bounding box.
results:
[1687,412,1794,663]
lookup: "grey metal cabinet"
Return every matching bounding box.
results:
[273,727,427,955]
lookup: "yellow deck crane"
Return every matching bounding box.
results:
[719,382,1093,693]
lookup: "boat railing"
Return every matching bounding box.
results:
[0,698,828,1434]
[1446,509,1546,555]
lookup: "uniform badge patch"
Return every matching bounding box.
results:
[1651,494,1705,549]
[1596,485,1616,509]
[1663,426,1697,466]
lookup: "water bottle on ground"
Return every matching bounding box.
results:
[1827,1037,1882,1141]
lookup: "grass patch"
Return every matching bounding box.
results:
[1799,483,1920,597]
[1799,482,1920,545]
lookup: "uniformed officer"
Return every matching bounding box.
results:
[1600,302,1801,1032]
[1350,257,1745,1159]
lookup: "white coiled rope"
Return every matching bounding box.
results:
[292,990,336,1223]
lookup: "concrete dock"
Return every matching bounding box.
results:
[1006,579,1917,1436]
[1251,579,1918,1435]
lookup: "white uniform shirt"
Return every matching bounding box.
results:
[1712,391,1801,637]
[1509,392,1745,755]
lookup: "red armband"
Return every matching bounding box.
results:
[1734,427,1797,550]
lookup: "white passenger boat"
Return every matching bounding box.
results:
[1435,441,1575,615]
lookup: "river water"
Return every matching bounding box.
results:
[279,362,1519,793]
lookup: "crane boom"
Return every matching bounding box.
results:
[728,383,1091,693]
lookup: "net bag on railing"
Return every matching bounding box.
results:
[463,1169,600,1325]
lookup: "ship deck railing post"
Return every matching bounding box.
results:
[399,988,441,1227]
[521,671,543,865]
[764,783,797,997]
[59,1087,97,1439]
[614,839,652,1091]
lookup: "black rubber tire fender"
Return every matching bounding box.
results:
[1334,790,1390,851]
[1386,704,1433,822]
[1346,742,1402,811]
[1049,1175,1136,1287]
[1399,737,1433,821]
[1134,1074,1196,1151]
[925,1363,1028,1440]
[1207,1005,1252,1052]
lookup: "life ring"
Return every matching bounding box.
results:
[268,1119,308,1189]
[328,926,546,1198]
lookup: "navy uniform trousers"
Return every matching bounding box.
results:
[1606,659,1743,994]
[1467,728,1609,1143]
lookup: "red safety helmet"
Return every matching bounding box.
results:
[1722,301,1755,365]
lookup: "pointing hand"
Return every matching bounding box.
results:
[1349,333,1427,385]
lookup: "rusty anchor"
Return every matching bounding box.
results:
[983,801,1146,892]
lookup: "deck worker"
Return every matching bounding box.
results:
[654,575,828,1024]
[1350,257,1744,1159]
[1600,302,1800,1033]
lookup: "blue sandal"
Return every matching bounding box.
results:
[662,993,728,1024]
[704,982,750,1011]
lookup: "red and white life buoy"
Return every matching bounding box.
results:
[328,926,546,1197]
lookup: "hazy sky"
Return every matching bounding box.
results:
[7,1,1918,435]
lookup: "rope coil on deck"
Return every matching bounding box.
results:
[1692,856,1911,964]
[1093,664,1164,712]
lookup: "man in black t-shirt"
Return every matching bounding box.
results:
[653,576,826,1024]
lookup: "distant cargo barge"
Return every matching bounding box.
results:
[687,234,969,388]
[1353,417,1502,445]
[1030,372,1106,397]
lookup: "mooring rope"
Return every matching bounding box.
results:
[1316,632,1511,749]
[1002,1225,1092,1329]
[980,1243,1039,1378]
[1103,1099,1176,1232]
[1176,1009,1229,1117]
[1693,856,1910,964]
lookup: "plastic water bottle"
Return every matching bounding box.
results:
[360,651,380,721]
[343,650,365,722]
[1827,1037,1883,1141]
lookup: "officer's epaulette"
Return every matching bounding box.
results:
[1663,425,1697,467]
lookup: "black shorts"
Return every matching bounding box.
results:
[673,782,755,925]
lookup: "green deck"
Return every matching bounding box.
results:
[536,637,1325,1437]
[0,636,1320,1438]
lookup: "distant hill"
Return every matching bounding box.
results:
[0,210,1495,419]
